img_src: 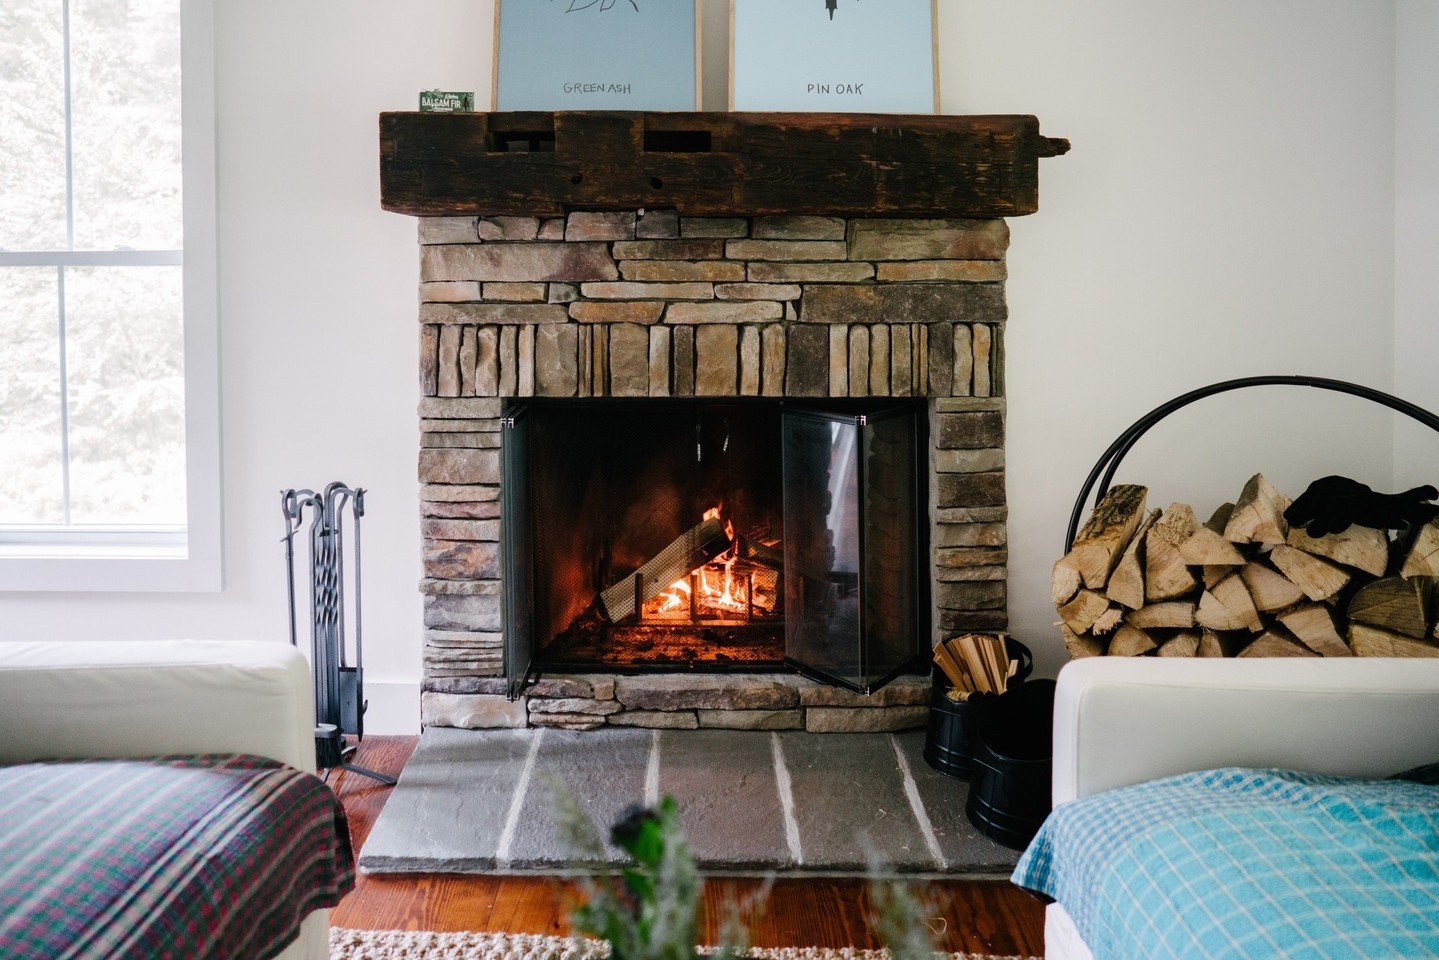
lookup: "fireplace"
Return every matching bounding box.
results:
[381,110,1067,731]
[502,398,927,691]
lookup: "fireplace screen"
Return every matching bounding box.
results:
[502,399,926,695]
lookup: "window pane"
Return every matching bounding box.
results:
[0,267,65,523]
[64,265,185,524]
[70,0,182,251]
[0,1,68,251]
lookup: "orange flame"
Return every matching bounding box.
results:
[641,506,777,621]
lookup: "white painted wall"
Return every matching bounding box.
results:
[944,1,1398,675]
[0,0,1417,724]
[1394,0,1439,491]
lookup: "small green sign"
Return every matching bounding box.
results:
[419,90,476,113]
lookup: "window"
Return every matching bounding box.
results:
[0,0,218,591]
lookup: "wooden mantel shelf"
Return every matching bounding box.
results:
[380,111,1068,220]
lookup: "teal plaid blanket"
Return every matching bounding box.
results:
[1013,768,1439,960]
[0,755,353,960]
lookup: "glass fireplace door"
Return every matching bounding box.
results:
[781,405,924,693]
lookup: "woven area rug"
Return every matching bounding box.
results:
[329,929,1036,960]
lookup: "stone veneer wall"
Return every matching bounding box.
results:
[414,209,1008,732]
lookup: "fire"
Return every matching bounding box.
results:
[642,505,778,621]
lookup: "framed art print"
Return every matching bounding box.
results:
[729,0,939,113]
[493,0,702,111]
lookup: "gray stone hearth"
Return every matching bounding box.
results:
[359,726,1019,875]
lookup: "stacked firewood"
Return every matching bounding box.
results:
[1053,475,1439,659]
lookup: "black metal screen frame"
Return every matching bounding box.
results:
[502,403,538,700]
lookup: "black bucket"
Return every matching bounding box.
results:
[966,678,1057,851]
[923,638,1034,780]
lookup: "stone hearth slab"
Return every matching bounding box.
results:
[776,731,932,872]
[505,728,652,868]
[357,726,533,872]
[658,729,788,869]
[359,727,1018,876]
[893,730,1022,873]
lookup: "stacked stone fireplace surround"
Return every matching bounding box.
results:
[415,209,1009,733]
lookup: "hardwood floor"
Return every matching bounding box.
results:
[329,736,1045,956]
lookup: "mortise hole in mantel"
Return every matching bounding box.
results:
[487,130,557,153]
[643,129,712,153]
[649,177,664,190]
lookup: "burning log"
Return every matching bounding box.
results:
[600,514,732,623]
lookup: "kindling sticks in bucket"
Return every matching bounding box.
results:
[934,633,1018,699]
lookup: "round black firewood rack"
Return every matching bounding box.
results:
[1064,375,1439,552]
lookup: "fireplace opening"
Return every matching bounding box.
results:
[501,398,929,694]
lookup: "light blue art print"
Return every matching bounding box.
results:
[495,0,699,111]
[731,0,936,113]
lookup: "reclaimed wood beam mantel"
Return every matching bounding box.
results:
[380,112,1069,219]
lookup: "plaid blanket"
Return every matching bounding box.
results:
[1012,767,1439,960]
[0,755,354,960]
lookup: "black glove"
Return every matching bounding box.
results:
[1284,475,1439,537]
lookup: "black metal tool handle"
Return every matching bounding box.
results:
[1064,375,1439,551]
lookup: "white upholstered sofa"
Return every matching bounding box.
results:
[1044,657,1439,960]
[0,640,330,960]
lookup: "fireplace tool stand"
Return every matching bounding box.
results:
[282,483,396,786]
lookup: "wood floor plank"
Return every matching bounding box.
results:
[329,735,1045,955]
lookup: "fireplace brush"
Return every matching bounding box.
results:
[281,482,396,786]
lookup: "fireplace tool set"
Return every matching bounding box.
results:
[282,482,396,785]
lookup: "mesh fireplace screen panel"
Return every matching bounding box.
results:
[861,407,921,683]
[520,400,785,669]
[781,404,924,691]
[782,411,863,686]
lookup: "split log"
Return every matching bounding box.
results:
[1205,502,1235,534]
[1269,544,1350,602]
[1145,502,1200,601]
[1237,628,1318,658]
[1239,561,1306,613]
[1203,564,1235,589]
[1106,509,1159,609]
[1196,573,1262,632]
[1051,558,1082,606]
[1349,622,1439,658]
[600,516,730,622]
[1287,525,1388,578]
[1401,519,1439,578]
[1108,623,1158,657]
[1058,589,1112,634]
[1127,601,1196,630]
[1277,604,1352,657]
[1156,631,1200,657]
[1198,629,1247,657]
[1091,606,1124,635]
[739,537,784,571]
[1224,474,1290,546]
[1065,484,1149,589]
[1062,625,1107,658]
[1179,526,1245,568]
[1347,576,1434,640]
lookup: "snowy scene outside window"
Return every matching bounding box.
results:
[0,0,186,532]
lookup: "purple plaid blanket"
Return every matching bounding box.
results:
[0,755,354,960]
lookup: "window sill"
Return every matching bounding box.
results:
[0,552,222,593]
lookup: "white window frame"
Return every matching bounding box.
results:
[0,0,221,592]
